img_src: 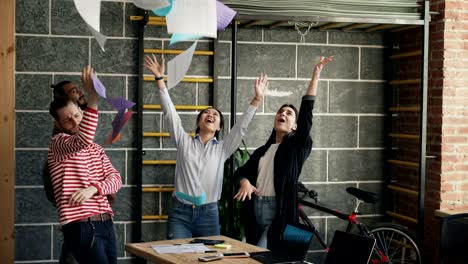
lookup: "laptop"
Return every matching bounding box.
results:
[324,230,376,264]
[250,223,315,264]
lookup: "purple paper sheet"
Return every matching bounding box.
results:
[216,1,236,30]
[106,97,136,111]
[91,74,107,99]
[111,110,133,139]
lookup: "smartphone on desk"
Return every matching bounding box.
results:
[191,238,225,245]
[198,254,223,262]
[222,252,250,258]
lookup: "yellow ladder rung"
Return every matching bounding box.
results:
[388,159,419,168]
[386,211,418,223]
[143,160,176,165]
[148,21,167,26]
[390,25,419,33]
[142,215,168,220]
[390,50,422,59]
[144,132,170,137]
[388,133,420,140]
[387,185,419,196]
[143,76,213,83]
[144,132,195,137]
[389,79,421,85]
[389,106,420,112]
[129,16,166,22]
[143,105,211,110]
[145,49,214,56]
[143,187,175,192]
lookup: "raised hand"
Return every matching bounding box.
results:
[306,55,333,96]
[81,65,96,95]
[81,65,98,108]
[144,54,165,78]
[255,72,268,100]
[251,72,268,107]
[313,56,334,75]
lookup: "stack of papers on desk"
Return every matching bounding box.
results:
[152,243,210,254]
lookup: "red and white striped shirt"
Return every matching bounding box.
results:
[48,107,122,225]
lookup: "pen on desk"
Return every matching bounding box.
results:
[204,250,217,253]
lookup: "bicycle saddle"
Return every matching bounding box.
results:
[346,187,378,204]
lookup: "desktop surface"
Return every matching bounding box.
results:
[125,235,266,264]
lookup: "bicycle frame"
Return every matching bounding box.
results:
[298,198,390,263]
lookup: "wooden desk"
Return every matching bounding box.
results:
[125,235,265,264]
[435,208,468,218]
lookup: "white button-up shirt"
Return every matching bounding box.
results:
[158,88,257,204]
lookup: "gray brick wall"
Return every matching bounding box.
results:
[15,0,386,262]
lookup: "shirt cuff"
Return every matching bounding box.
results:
[302,95,316,101]
[85,107,98,114]
[91,183,102,195]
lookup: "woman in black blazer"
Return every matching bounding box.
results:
[234,56,333,250]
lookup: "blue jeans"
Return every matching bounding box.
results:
[62,219,117,264]
[254,196,276,248]
[167,197,220,239]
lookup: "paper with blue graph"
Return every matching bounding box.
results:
[133,0,169,10]
[166,0,217,39]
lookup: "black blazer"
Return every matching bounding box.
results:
[234,96,315,250]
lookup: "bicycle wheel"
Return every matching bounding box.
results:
[369,223,421,264]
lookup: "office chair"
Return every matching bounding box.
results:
[439,213,468,264]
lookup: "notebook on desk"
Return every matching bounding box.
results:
[324,230,376,264]
[250,223,315,264]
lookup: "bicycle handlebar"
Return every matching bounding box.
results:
[297,182,318,203]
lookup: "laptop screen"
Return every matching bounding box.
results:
[325,230,376,264]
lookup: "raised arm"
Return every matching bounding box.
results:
[82,65,98,109]
[306,56,333,96]
[222,73,268,157]
[294,56,333,143]
[144,54,188,146]
[50,66,100,160]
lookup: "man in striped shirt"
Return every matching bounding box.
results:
[47,66,122,264]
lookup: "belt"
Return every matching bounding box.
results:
[77,213,112,222]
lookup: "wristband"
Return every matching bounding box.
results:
[155,76,164,81]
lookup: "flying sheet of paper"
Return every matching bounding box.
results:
[111,110,133,139]
[74,0,107,51]
[91,74,107,99]
[106,97,136,111]
[167,41,197,89]
[152,0,173,16]
[166,0,217,38]
[216,0,236,30]
[104,110,133,144]
[133,0,169,10]
[169,33,202,46]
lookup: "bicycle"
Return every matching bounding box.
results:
[297,182,421,264]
